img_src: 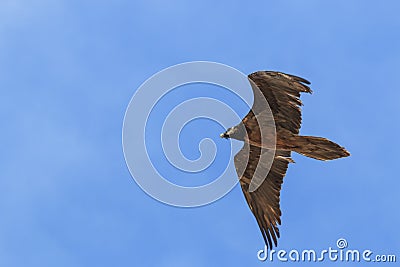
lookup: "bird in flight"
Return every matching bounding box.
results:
[220,71,350,250]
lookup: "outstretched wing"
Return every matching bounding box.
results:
[234,143,292,249]
[247,71,312,135]
[235,71,311,248]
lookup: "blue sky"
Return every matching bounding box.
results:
[1,1,399,266]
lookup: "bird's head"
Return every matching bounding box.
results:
[220,125,245,140]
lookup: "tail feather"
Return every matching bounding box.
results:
[291,136,350,161]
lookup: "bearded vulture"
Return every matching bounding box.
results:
[220,71,350,249]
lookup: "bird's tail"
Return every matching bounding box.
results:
[291,136,350,161]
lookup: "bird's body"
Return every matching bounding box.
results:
[220,71,349,249]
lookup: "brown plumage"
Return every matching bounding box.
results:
[220,71,350,250]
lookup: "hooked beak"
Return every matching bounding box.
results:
[220,132,228,138]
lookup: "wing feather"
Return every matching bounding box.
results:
[234,143,291,249]
[248,71,312,135]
